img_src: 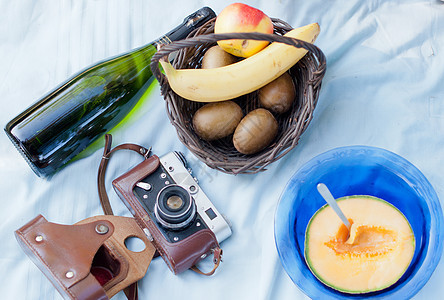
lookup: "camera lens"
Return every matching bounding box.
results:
[166,195,183,210]
[155,185,196,230]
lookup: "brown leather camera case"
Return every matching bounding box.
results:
[15,214,156,300]
[112,155,220,275]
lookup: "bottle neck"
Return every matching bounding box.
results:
[154,6,215,47]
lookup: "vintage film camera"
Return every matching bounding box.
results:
[14,140,231,300]
[112,151,232,274]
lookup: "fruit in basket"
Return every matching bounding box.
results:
[305,195,415,294]
[192,101,243,141]
[233,108,278,154]
[214,3,274,58]
[159,23,320,102]
[201,45,237,69]
[258,72,295,114]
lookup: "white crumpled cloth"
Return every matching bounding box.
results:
[0,0,443,299]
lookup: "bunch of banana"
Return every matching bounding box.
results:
[159,23,320,102]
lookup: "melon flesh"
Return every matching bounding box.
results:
[304,195,415,294]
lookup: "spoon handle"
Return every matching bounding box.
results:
[317,183,351,229]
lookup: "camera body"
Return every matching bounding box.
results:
[112,152,232,274]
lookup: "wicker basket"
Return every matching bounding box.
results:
[150,18,326,175]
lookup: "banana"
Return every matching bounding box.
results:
[160,23,320,102]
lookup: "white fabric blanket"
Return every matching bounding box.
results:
[1,0,443,299]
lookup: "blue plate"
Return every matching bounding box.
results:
[274,146,444,299]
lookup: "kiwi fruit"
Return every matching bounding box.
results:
[201,45,237,69]
[233,108,278,155]
[258,72,295,114]
[192,101,243,141]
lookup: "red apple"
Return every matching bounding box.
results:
[215,3,273,58]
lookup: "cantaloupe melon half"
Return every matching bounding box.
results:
[304,195,415,294]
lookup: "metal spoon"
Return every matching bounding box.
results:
[317,183,351,231]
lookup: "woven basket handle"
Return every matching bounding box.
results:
[150,31,326,85]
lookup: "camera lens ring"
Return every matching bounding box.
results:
[155,184,196,230]
[157,185,192,219]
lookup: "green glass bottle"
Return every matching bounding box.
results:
[5,7,215,178]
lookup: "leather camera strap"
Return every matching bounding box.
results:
[97,134,223,280]
[97,134,150,300]
[98,134,151,216]
[123,282,138,300]
[190,247,223,276]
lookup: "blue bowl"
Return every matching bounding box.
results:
[275,146,444,299]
